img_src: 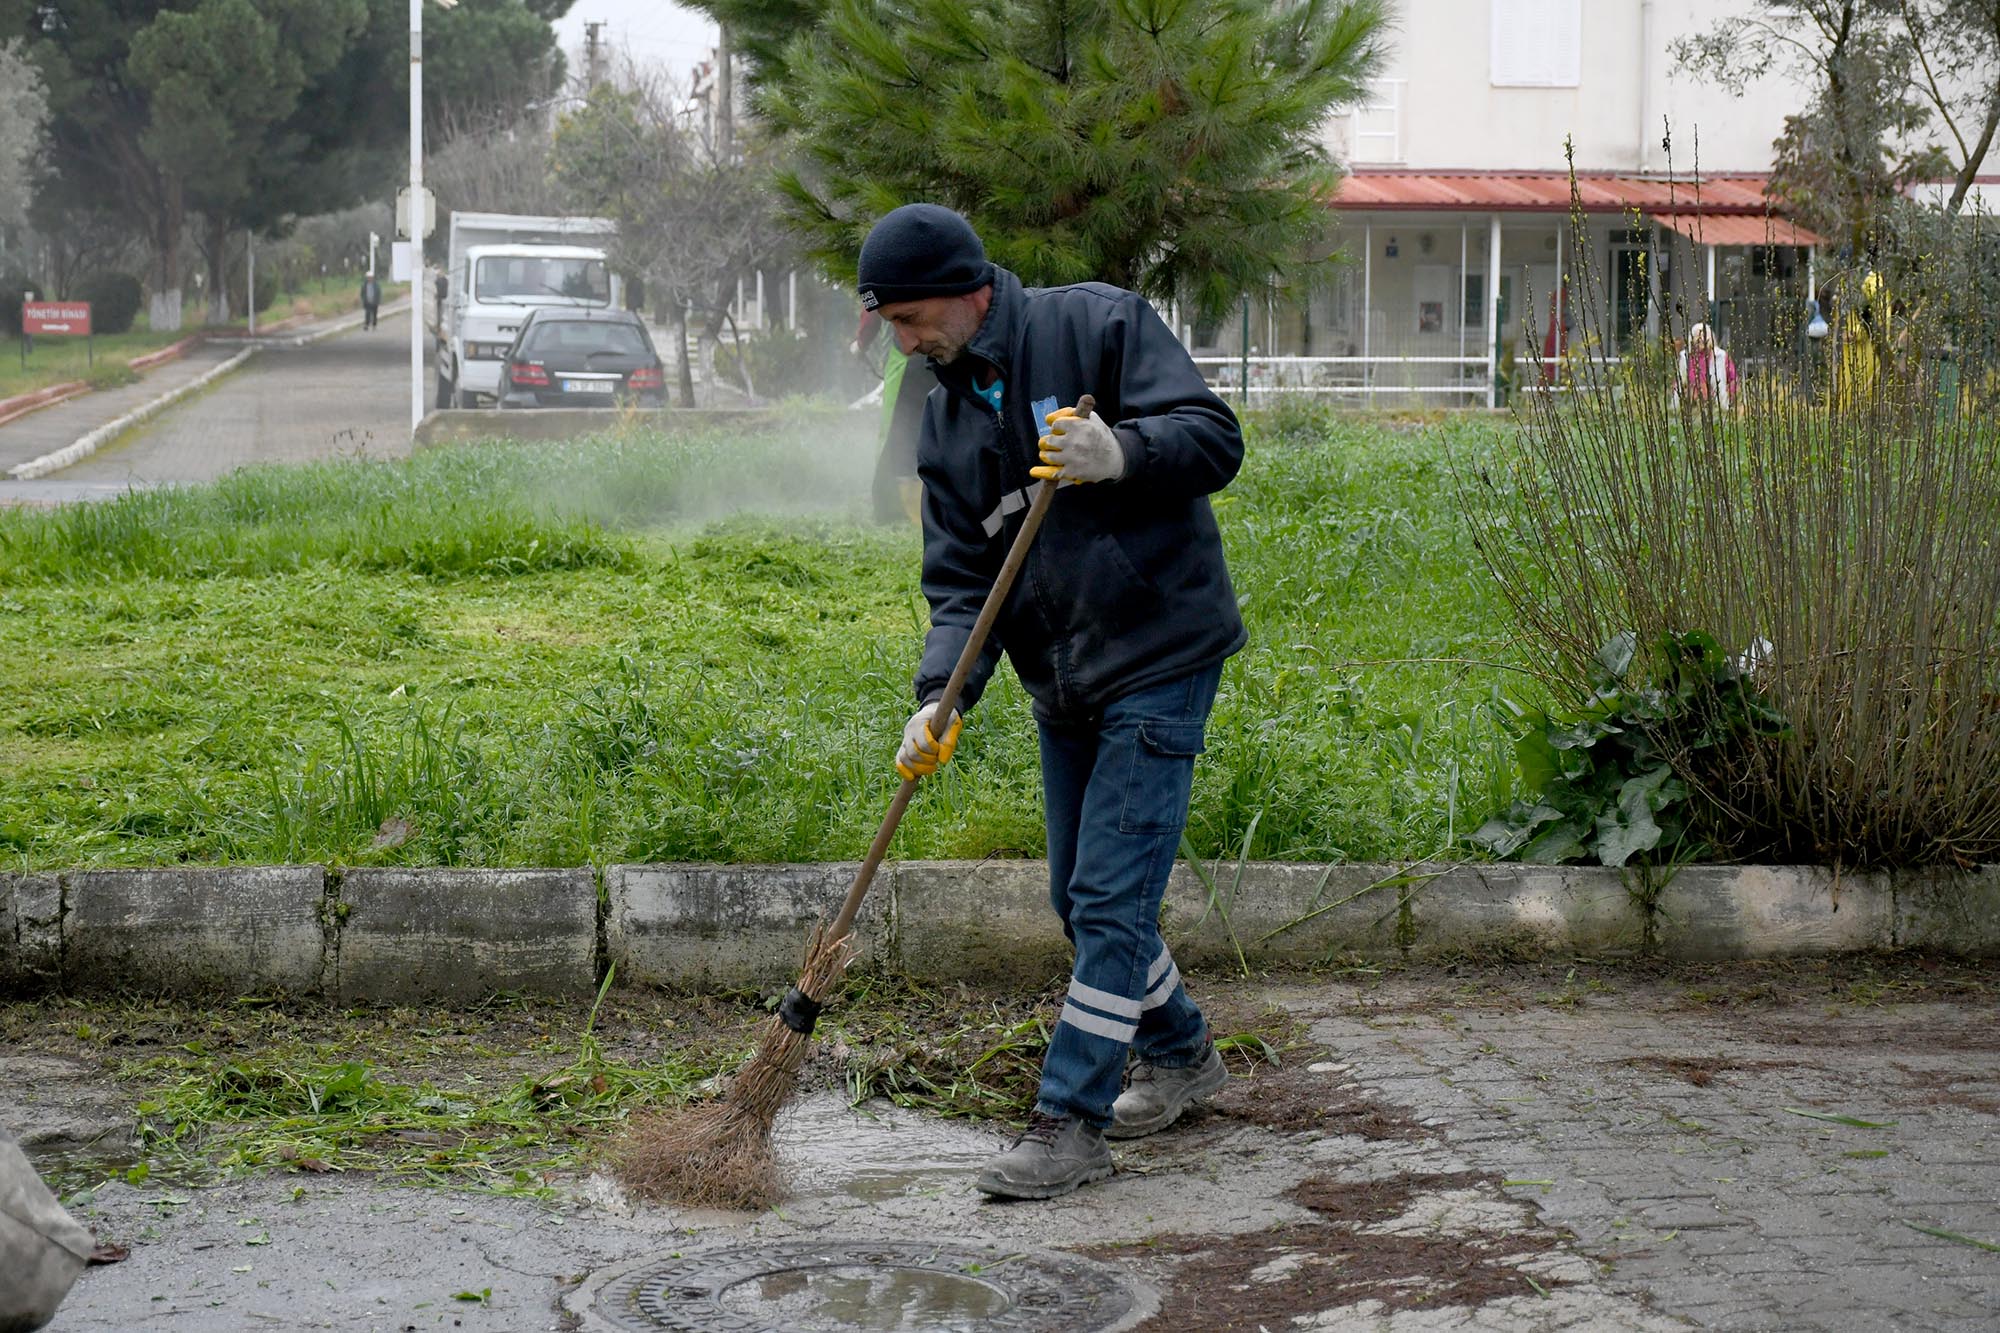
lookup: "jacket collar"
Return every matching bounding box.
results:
[931,266,1025,392]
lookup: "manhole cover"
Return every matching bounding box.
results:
[585,1239,1146,1333]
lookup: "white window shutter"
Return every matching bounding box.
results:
[1548,0,1582,86]
[1492,0,1582,88]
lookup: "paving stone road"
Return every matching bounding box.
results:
[46,310,424,487]
[1309,978,2000,1330]
[7,961,1995,1331]
[0,342,242,478]
[0,306,424,505]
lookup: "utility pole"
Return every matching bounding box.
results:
[583,20,604,89]
[716,22,733,159]
[410,0,425,432]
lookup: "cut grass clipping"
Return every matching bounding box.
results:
[127,973,702,1196]
[26,976,1300,1200]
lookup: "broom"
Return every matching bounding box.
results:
[613,394,1093,1209]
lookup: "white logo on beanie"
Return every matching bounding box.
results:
[861,290,879,310]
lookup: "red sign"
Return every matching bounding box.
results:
[23,301,92,336]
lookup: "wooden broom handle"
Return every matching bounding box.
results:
[822,393,1094,943]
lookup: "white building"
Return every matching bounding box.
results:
[1206,0,1826,406]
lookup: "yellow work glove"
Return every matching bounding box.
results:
[1032,406,1126,485]
[896,703,963,780]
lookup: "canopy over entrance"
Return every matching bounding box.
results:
[1649,212,1825,248]
[1331,170,1798,220]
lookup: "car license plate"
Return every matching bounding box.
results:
[563,379,615,394]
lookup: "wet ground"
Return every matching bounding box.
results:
[5,956,1996,1331]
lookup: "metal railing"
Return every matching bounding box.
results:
[1191,353,1489,406]
[1189,352,1651,407]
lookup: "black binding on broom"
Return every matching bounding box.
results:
[777,986,823,1035]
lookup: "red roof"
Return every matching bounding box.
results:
[1652,212,1825,247]
[1333,170,1792,215]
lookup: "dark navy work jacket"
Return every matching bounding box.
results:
[914,266,1247,723]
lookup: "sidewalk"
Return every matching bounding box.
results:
[0,343,242,477]
[9,956,1996,1331]
[0,301,407,494]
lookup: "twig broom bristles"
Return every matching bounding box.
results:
[611,396,1091,1209]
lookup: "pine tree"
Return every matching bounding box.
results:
[708,0,1385,319]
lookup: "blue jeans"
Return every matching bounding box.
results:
[1034,663,1220,1127]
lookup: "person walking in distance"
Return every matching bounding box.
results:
[863,203,1245,1200]
[1677,321,1738,409]
[361,273,382,330]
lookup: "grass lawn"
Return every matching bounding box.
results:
[0,278,409,401]
[0,406,1528,870]
[0,326,199,400]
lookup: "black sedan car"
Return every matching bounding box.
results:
[496,308,667,409]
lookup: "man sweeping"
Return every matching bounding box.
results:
[859,203,1246,1200]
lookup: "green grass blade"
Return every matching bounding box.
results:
[1782,1107,1897,1129]
[1900,1221,2000,1253]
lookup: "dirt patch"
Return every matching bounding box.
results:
[1715,1014,2000,1054]
[1894,1063,2000,1116]
[1085,1171,1568,1330]
[1206,1056,1422,1139]
[1621,1054,1799,1087]
[1285,1170,1494,1224]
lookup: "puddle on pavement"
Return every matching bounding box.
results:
[774,1093,998,1201]
[21,1143,151,1201]
[717,1264,1010,1331]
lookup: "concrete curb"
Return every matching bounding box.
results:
[8,345,256,479]
[62,867,325,994]
[335,866,597,1002]
[0,379,90,427]
[413,405,788,448]
[607,863,886,989]
[126,333,205,372]
[1,861,1994,999]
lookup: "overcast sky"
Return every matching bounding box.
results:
[553,1,719,87]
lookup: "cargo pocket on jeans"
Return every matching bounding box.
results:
[1118,720,1206,835]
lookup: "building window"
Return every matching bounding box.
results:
[1464,274,1511,332]
[1491,0,1582,88]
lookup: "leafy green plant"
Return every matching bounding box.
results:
[1470,630,1789,866]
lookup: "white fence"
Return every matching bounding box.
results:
[1192,354,1489,407]
[1191,353,1634,408]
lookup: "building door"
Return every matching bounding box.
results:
[1414,264,1453,340]
[1610,229,1652,349]
[1463,272,1512,338]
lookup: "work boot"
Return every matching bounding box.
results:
[974,1112,1113,1200]
[1107,1040,1227,1140]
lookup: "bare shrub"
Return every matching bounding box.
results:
[1462,196,2000,868]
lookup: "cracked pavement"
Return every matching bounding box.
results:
[7,958,1995,1331]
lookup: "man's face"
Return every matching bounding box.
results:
[875,288,990,364]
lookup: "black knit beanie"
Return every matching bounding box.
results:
[856,204,993,310]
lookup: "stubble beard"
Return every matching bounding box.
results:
[923,302,985,366]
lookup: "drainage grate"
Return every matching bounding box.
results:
[589,1239,1143,1333]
